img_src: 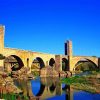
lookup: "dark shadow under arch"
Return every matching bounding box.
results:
[49,58,55,67]
[32,57,45,69]
[62,58,69,71]
[4,55,24,71]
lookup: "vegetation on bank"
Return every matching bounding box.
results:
[0,93,29,100]
[61,71,100,93]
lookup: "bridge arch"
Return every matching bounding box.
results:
[4,55,24,71]
[73,58,98,71]
[62,58,69,71]
[49,58,55,67]
[31,57,45,70]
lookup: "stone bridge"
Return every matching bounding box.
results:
[0,26,99,72]
[3,47,55,70]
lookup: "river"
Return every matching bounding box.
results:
[12,77,100,100]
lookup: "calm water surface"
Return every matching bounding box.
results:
[13,77,100,100]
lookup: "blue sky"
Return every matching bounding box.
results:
[0,0,100,56]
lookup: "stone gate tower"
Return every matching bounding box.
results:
[65,40,73,71]
[0,26,4,53]
[65,40,73,56]
[0,26,5,66]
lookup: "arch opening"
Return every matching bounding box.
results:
[62,58,69,71]
[49,58,55,67]
[31,57,45,70]
[74,58,98,72]
[4,55,24,71]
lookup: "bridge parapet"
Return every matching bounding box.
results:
[4,47,55,55]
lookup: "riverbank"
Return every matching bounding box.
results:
[61,71,100,93]
[0,67,35,100]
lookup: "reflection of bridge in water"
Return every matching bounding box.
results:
[14,77,72,100]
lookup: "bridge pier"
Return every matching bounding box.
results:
[98,58,100,69]
[65,40,73,71]
[55,55,62,71]
[0,60,4,67]
[0,26,5,67]
[0,26,4,53]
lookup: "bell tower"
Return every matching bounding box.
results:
[0,25,5,53]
